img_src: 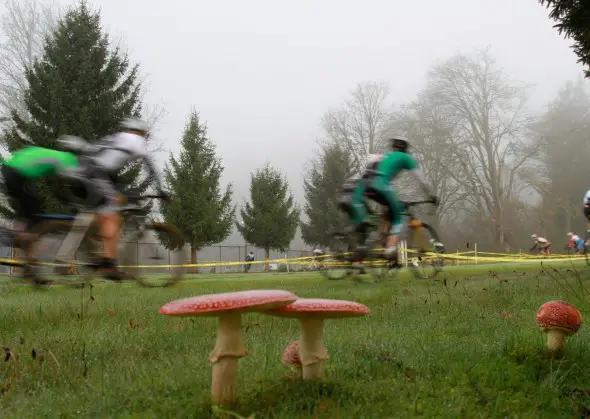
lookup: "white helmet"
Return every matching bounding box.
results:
[567,232,574,237]
[119,117,150,134]
[531,234,537,239]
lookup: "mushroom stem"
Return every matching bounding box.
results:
[208,312,247,406]
[546,328,568,353]
[298,317,329,380]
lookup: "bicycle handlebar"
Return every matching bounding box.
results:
[401,200,438,207]
[132,194,168,200]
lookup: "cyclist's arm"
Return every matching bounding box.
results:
[408,168,433,196]
[93,138,164,193]
[139,153,164,193]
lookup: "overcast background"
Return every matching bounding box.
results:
[29,0,588,247]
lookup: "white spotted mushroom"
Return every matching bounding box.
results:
[282,340,302,376]
[535,300,583,354]
[265,298,370,380]
[159,289,298,405]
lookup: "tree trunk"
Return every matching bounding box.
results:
[265,248,270,272]
[191,246,198,274]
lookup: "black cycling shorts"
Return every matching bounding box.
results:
[1,165,42,225]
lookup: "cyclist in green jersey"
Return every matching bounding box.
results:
[0,145,84,282]
[1,145,81,228]
[337,154,381,242]
[356,137,438,260]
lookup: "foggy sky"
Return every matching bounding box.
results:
[18,0,590,247]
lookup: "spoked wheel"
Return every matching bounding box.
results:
[129,223,185,288]
[406,223,443,280]
[365,232,397,284]
[27,220,95,288]
[320,232,354,280]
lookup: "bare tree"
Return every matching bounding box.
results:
[321,81,394,172]
[423,48,537,249]
[391,98,467,223]
[528,78,590,239]
[0,0,58,121]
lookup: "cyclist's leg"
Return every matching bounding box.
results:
[337,192,356,227]
[370,179,403,258]
[2,168,49,281]
[85,168,126,276]
[350,183,370,243]
[4,167,42,236]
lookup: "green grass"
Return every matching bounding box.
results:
[1,261,590,418]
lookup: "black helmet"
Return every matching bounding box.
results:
[390,136,410,153]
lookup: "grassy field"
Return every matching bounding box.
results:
[0,260,590,418]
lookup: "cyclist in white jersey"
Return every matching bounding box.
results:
[530,234,551,255]
[57,118,168,280]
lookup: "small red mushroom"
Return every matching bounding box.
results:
[265,298,370,380]
[535,300,583,354]
[282,340,302,376]
[159,289,297,405]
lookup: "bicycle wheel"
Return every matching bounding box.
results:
[363,229,397,283]
[27,220,96,288]
[406,223,443,280]
[320,232,354,280]
[126,223,185,288]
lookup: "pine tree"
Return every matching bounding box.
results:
[236,164,300,271]
[1,0,144,216]
[161,110,234,270]
[539,1,590,78]
[301,143,356,247]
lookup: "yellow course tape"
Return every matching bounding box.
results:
[0,248,584,269]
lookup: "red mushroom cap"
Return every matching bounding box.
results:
[282,340,301,366]
[535,300,583,334]
[265,298,370,319]
[159,290,298,316]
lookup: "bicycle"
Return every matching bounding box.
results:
[25,192,185,288]
[323,199,444,282]
[0,215,72,286]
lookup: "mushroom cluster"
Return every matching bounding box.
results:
[266,298,370,380]
[535,300,583,355]
[159,291,370,406]
[159,289,298,405]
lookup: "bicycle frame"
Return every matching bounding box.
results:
[54,196,158,264]
[368,200,434,240]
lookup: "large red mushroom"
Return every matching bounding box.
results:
[265,298,370,380]
[159,289,297,405]
[535,300,583,354]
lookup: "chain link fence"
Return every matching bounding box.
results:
[0,241,315,275]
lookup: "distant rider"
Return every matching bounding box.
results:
[566,232,584,254]
[530,234,551,256]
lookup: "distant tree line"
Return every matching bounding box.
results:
[0,0,588,267]
[301,47,590,252]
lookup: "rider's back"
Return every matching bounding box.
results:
[3,146,78,178]
[92,132,149,173]
[377,151,418,181]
